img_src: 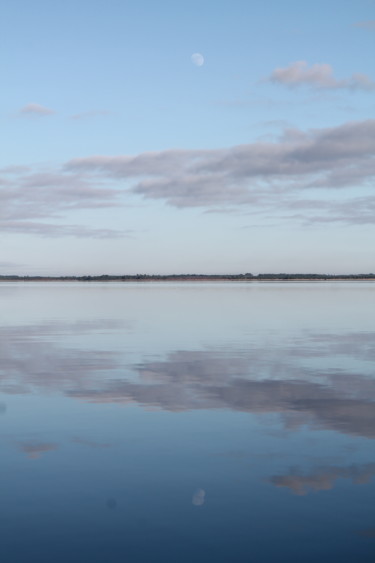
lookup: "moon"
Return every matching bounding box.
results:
[191,53,204,67]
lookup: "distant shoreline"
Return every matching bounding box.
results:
[1,274,375,282]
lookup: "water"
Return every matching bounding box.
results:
[1,282,374,562]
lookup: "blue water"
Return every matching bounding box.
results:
[0,282,374,562]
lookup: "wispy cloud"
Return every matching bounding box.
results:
[67,120,375,191]
[284,196,375,226]
[354,20,375,31]
[0,260,26,269]
[0,165,31,174]
[0,220,130,238]
[267,61,375,91]
[70,110,110,120]
[19,103,55,116]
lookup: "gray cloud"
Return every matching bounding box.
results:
[0,168,131,238]
[0,166,31,174]
[70,110,110,120]
[267,61,375,91]
[1,119,374,232]
[354,20,375,31]
[0,260,25,268]
[280,195,375,226]
[270,463,375,495]
[65,120,375,214]
[67,119,375,179]
[0,220,130,238]
[19,103,55,116]
[0,173,117,218]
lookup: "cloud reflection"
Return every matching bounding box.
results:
[67,345,375,438]
[72,437,110,448]
[270,463,375,495]
[18,441,58,459]
[358,528,375,539]
[0,320,121,393]
[1,322,374,439]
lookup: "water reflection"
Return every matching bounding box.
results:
[17,441,58,459]
[192,489,206,506]
[0,284,374,562]
[71,437,110,448]
[1,322,374,438]
[0,321,119,394]
[359,528,375,538]
[68,371,375,437]
[270,463,375,495]
[106,497,118,510]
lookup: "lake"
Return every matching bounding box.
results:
[0,282,374,562]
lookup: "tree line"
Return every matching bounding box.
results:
[1,273,374,282]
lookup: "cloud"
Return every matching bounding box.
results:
[70,110,110,120]
[63,120,375,223]
[270,463,375,495]
[267,61,375,91]
[66,120,375,206]
[0,168,132,238]
[1,171,119,219]
[280,195,375,226]
[354,20,375,31]
[0,260,25,269]
[0,220,130,238]
[2,119,375,233]
[0,166,31,174]
[19,103,55,116]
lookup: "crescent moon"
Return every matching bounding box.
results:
[191,53,204,67]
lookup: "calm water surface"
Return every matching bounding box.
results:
[0,282,374,562]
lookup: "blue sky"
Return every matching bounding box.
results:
[1,0,375,275]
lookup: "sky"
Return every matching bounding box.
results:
[1,0,375,275]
